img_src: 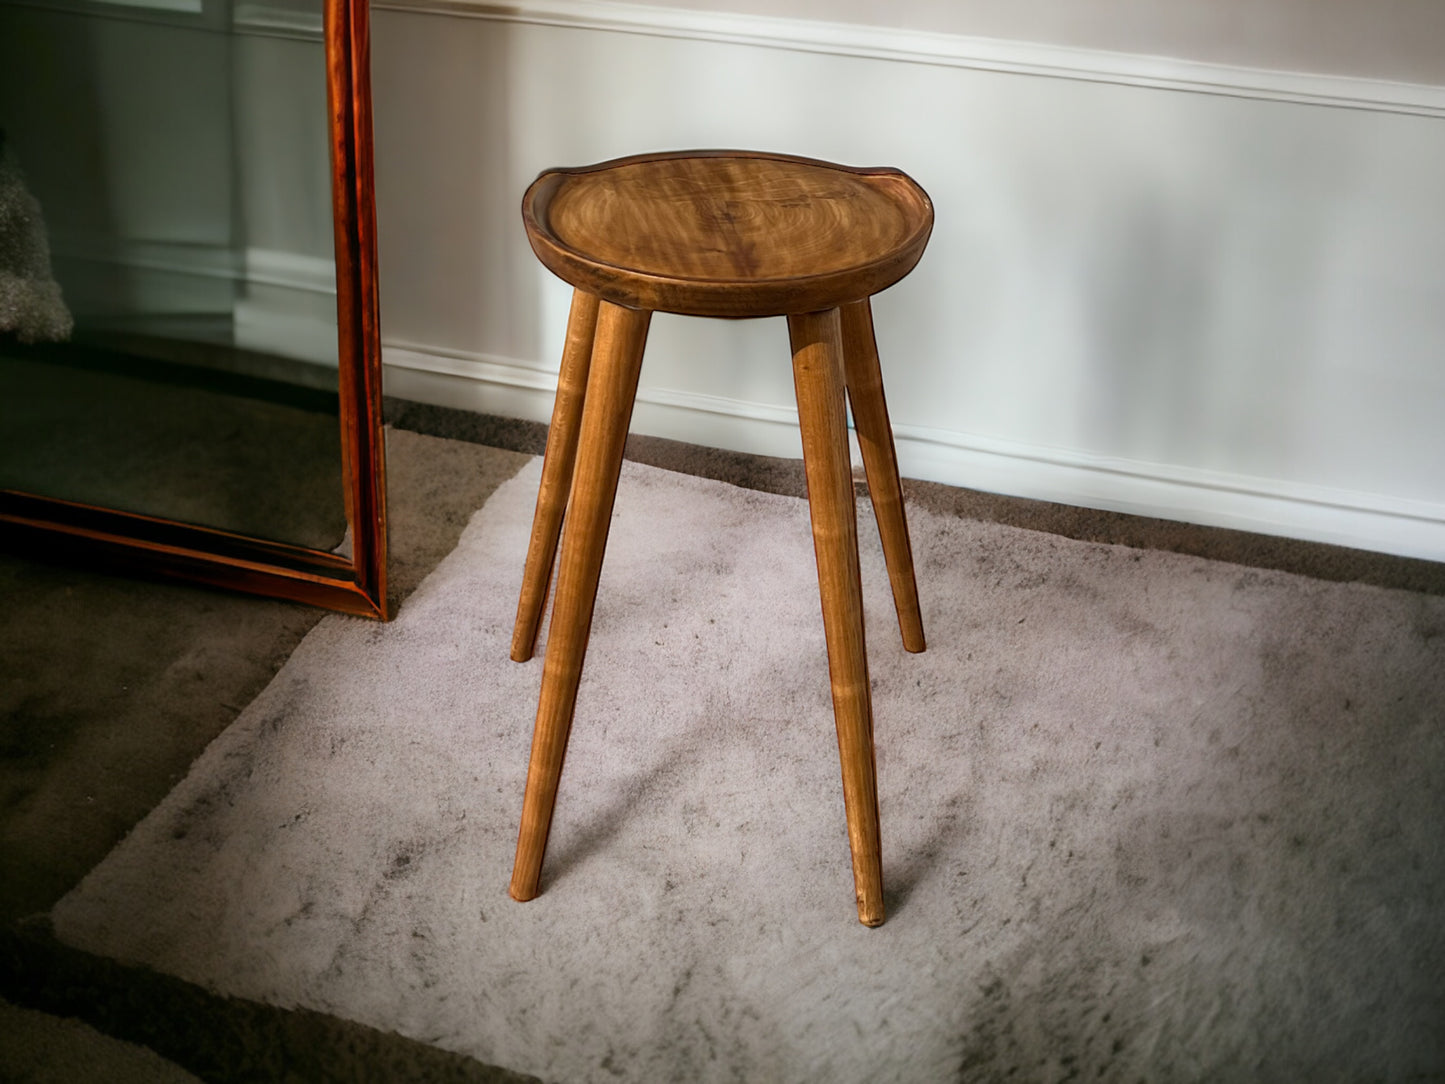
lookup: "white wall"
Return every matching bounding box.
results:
[369,0,1445,561]
[620,0,1445,85]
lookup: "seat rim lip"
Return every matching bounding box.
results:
[520,149,934,312]
[526,146,928,183]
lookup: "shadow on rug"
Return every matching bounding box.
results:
[51,459,1445,1082]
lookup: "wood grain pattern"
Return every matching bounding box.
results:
[510,301,652,902]
[789,308,885,926]
[842,298,926,653]
[523,150,932,317]
[511,289,600,662]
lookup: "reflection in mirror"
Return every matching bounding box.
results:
[0,0,346,551]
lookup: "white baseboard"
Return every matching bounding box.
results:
[51,240,333,297]
[232,0,323,40]
[383,338,807,459]
[889,424,1445,563]
[242,248,336,296]
[230,249,339,362]
[51,239,341,363]
[49,237,242,317]
[371,0,1445,118]
[233,301,339,364]
[51,236,241,282]
[381,339,1445,563]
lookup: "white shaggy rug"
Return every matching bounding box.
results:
[53,458,1445,1082]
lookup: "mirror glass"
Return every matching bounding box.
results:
[0,0,346,552]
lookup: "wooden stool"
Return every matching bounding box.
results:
[508,150,932,926]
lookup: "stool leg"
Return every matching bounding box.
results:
[788,308,885,928]
[510,301,652,902]
[840,298,925,654]
[512,288,602,662]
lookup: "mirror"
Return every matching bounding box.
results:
[0,0,386,617]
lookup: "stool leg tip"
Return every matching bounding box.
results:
[857,890,885,927]
[510,620,540,662]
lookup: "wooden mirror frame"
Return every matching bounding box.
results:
[0,0,388,620]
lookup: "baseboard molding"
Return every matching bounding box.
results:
[232,249,338,364]
[50,237,241,317]
[242,249,336,296]
[52,236,241,282]
[232,0,323,41]
[233,303,339,364]
[382,339,805,461]
[379,339,1445,563]
[889,425,1445,564]
[370,0,1445,118]
[50,240,333,294]
[49,238,340,362]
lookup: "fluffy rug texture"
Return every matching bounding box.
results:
[54,459,1445,1082]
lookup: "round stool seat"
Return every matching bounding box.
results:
[522,150,933,317]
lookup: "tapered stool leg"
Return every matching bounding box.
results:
[512,289,602,662]
[510,301,652,902]
[788,308,885,927]
[840,298,925,654]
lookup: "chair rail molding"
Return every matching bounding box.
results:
[370,0,1445,118]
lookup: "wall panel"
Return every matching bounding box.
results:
[356,2,1445,559]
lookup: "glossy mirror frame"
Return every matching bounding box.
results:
[0,0,388,620]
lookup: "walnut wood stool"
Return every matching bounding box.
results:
[508,150,932,926]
